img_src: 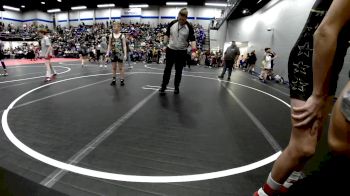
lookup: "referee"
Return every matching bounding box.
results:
[159,8,197,95]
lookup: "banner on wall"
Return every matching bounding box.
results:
[122,8,142,16]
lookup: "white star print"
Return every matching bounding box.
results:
[297,42,312,57]
[303,26,313,37]
[293,61,310,75]
[291,77,309,93]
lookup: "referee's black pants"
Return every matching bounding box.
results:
[161,48,186,90]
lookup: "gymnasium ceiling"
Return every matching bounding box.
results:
[0,0,271,19]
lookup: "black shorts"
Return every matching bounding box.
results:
[288,0,350,101]
[286,153,350,195]
[111,52,124,63]
[224,60,234,68]
[0,52,4,60]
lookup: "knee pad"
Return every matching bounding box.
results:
[341,90,350,122]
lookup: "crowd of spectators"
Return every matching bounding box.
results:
[0,21,208,64]
[0,22,43,40]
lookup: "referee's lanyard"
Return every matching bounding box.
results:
[178,23,185,38]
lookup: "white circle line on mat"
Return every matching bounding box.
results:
[2,72,286,183]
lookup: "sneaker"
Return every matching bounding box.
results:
[2,72,8,76]
[100,65,103,68]
[227,77,231,80]
[254,183,281,196]
[218,75,224,79]
[159,87,166,95]
[279,186,289,194]
[110,80,116,86]
[104,65,108,68]
[120,80,125,86]
[50,75,56,80]
[128,66,133,69]
[280,171,305,194]
[44,77,51,82]
[253,188,269,196]
[174,88,180,95]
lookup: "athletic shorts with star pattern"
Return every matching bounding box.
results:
[288,0,350,101]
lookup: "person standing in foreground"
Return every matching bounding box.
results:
[286,0,350,195]
[159,8,196,95]
[254,0,350,195]
[39,28,56,82]
[107,22,127,86]
[218,41,240,80]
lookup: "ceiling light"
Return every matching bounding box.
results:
[97,4,115,8]
[205,3,227,7]
[166,2,188,6]
[257,0,263,4]
[242,9,249,14]
[57,0,62,2]
[71,6,87,10]
[129,4,149,8]
[41,2,45,5]
[21,5,25,8]
[3,5,20,11]
[47,8,61,13]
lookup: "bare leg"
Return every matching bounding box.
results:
[49,60,56,75]
[112,62,117,78]
[45,59,52,81]
[270,98,332,186]
[328,81,350,155]
[117,62,125,80]
[117,62,125,86]
[80,54,84,66]
[110,62,117,86]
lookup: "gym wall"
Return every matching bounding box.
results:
[210,20,227,53]
[23,11,53,29]
[0,10,23,26]
[141,8,160,27]
[56,6,220,28]
[0,10,53,28]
